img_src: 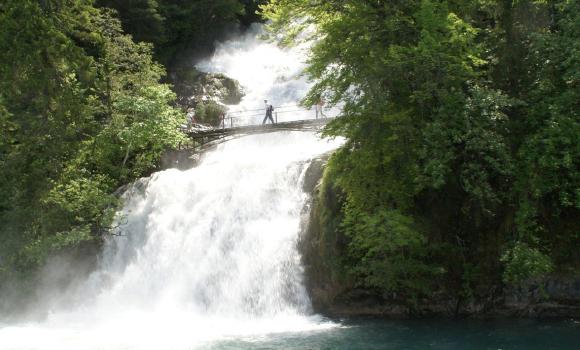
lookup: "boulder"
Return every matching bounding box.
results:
[170,67,244,109]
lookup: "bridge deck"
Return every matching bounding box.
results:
[186,118,331,139]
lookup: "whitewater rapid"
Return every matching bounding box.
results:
[0,132,341,350]
[196,24,340,125]
[0,22,345,350]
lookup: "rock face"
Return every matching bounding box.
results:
[159,149,200,171]
[300,156,580,319]
[300,152,352,313]
[170,67,244,109]
[499,278,580,317]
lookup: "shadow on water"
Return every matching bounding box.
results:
[206,318,580,350]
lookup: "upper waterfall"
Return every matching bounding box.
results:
[196,24,339,125]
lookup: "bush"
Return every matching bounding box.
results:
[501,242,553,285]
[195,101,227,126]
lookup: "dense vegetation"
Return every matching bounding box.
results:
[1,0,577,314]
[0,0,260,283]
[263,0,579,303]
[95,0,266,65]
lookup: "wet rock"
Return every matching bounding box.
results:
[160,149,200,171]
[170,67,244,109]
[500,277,580,318]
[114,177,151,198]
[300,152,352,315]
[302,152,332,193]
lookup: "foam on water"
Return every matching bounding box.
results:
[0,132,341,350]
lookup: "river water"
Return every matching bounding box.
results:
[0,24,578,350]
[203,318,580,350]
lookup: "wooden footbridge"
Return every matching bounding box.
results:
[183,103,334,149]
[185,118,331,149]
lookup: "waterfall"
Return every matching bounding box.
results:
[0,24,343,349]
[91,131,340,321]
[0,132,341,350]
[196,24,340,125]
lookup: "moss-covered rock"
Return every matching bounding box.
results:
[170,67,244,109]
[300,153,352,313]
[194,100,227,126]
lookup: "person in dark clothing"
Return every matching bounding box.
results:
[262,100,275,125]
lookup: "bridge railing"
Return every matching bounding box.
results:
[218,103,332,129]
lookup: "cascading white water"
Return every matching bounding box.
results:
[93,132,339,322]
[196,24,340,125]
[0,132,341,350]
[0,25,343,350]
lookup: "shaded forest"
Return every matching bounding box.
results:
[0,0,263,283]
[263,0,579,304]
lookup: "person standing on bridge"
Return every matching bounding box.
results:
[315,96,326,119]
[262,100,275,125]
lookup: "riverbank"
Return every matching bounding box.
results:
[300,155,580,319]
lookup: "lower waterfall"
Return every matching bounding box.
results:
[0,132,341,350]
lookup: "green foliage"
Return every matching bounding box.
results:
[18,225,94,269]
[195,101,227,126]
[97,0,166,44]
[0,0,185,276]
[501,242,554,285]
[96,0,263,63]
[264,0,580,300]
[159,0,244,52]
[518,0,580,211]
[342,204,439,295]
[420,85,514,214]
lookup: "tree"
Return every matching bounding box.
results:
[97,0,166,44]
[262,0,579,301]
[0,0,185,275]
